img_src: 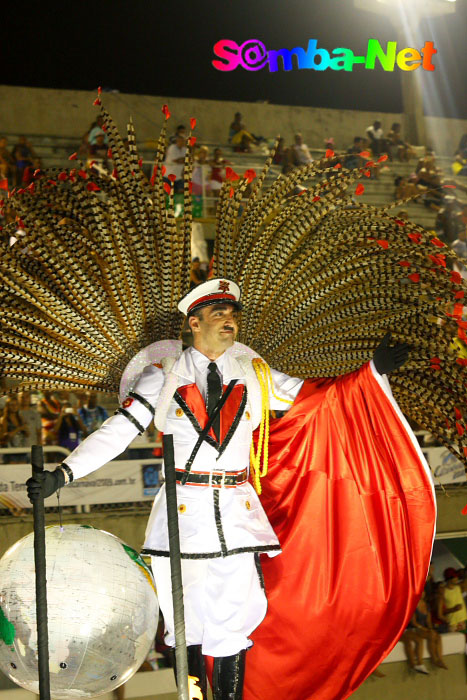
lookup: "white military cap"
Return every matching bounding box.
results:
[177,278,242,316]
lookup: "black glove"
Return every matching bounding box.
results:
[373,331,410,375]
[26,468,65,503]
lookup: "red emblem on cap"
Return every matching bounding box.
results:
[218,281,230,293]
[122,398,134,409]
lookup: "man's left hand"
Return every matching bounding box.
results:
[373,331,409,374]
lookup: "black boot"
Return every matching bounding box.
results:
[172,645,207,699]
[213,650,246,700]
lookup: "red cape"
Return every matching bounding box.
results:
[244,363,436,700]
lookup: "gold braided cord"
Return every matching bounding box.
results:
[0,106,193,393]
[249,359,270,495]
[213,156,467,475]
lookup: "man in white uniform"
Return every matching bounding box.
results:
[27,278,407,699]
[27,279,305,699]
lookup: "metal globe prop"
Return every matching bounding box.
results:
[0,525,159,698]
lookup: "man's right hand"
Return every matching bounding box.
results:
[26,469,65,503]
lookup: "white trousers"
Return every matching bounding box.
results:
[151,553,267,657]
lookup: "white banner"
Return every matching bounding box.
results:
[0,458,163,510]
[422,446,467,485]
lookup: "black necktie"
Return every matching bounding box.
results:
[207,361,222,440]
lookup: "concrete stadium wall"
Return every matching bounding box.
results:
[1,85,465,155]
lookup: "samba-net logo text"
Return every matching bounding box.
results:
[212,39,437,73]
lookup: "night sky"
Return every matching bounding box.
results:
[4,0,467,118]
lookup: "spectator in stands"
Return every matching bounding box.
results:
[228,112,257,152]
[412,589,448,669]
[22,158,42,187]
[292,133,313,166]
[192,145,210,196]
[386,123,413,162]
[163,134,186,194]
[451,149,467,177]
[400,627,429,674]
[52,402,88,451]
[209,147,230,196]
[12,136,36,187]
[169,124,187,145]
[345,137,365,170]
[18,391,42,447]
[394,175,420,200]
[451,227,467,260]
[88,115,109,146]
[415,150,442,188]
[365,120,386,158]
[435,196,464,243]
[189,257,205,289]
[39,391,62,445]
[0,155,10,192]
[0,397,29,462]
[439,567,467,632]
[88,133,109,174]
[0,137,15,189]
[272,137,288,167]
[78,392,108,433]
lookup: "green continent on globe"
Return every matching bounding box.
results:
[122,544,151,574]
[0,606,15,646]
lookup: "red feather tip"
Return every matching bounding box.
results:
[229,187,235,198]
[325,149,335,158]
[408,232,422,243]
[244,168,256,183]
[86,182,100,192]
[333,162,342,169]
[162,104,171,120]
[312,196,321,202]
[225,167,239,182]
[138,158,143,168]
[461,502,467,516]
[408,273,420,283]
[377,154,388,162]
[107,149,113,158]
[189,136,197,147]
[431,237,445,248]
[376,240,389,249]
[68,153,78,161]
[355,184,364,196]
[93,98,101,106]
[97,86,102,95]
[164,182,171,194]
[190,118,196,130]
[364,170,371,177]
[359,151,371,158]
[451,271,463,284]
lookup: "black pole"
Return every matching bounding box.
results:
[163,434,189,700]
[31,445,50,700]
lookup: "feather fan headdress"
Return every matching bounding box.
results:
[1,102,467,472]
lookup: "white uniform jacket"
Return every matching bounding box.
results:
[63,343,303,559]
